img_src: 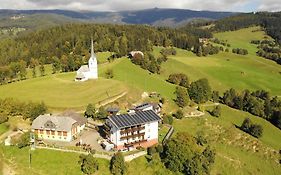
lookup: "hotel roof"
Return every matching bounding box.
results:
[108,110,161,129]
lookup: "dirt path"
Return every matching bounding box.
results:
[96,91,127,108]
[201,103,219,107]
[2,162,16,175]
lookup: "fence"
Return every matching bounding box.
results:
[162,125,174,145]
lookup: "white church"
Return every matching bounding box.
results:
[75,40,98,81]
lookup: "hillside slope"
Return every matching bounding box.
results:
[160,27,281,95]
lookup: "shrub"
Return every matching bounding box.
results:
[79,154,99,175]
[211,105,221,117]
[175,86,189,107]
[163,114,173,125]
[174,109,184,119]
[105,69,114,79]
[147,146,157,155]
[240,118,263,138]
[17,132,31,149]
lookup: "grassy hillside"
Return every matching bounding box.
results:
[0,62,129,111]
[160,27,281,96]
[173,105,281,174]
[0,26,281,175]
[0,146,111,175]
[0,57,177,111]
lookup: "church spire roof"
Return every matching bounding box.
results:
[91,38,94,57]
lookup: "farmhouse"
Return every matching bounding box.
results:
[75,39,98,81]
[104,110,161,150]
[128,51,144,58]
[128,103,162,115]
[31,113,87,142]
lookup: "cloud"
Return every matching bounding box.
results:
[258,0,281,12]
[0,0,280,12]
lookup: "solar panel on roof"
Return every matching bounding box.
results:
[108,110,161,129]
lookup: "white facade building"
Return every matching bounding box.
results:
[104,110,161,150]
[75,40,98,81]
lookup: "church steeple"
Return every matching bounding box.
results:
[91,38,94,57]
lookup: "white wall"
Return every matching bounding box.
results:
[144,121,158,141]
[107,120,159,147]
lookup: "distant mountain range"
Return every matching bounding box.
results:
[0,8,237,28]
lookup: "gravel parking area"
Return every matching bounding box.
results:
[43,130,105,152]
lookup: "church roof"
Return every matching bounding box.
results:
[77,65,89,73]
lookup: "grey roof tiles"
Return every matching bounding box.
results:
[108,110,161,129]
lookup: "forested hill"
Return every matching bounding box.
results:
[0,8,236,27]
[0,23,209,67]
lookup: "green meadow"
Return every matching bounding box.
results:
[160,27,281,96]
[173,105,281,174]
[0,27,281,174]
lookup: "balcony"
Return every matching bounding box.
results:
[124,139,148,147]
[120,132,145,140]
[120,126,145,135]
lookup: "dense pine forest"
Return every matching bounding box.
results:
[0,23,206,67]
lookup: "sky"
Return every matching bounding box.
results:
[0,0,280,12]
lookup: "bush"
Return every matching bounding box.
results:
[84,104,96,119]
[147,146,157,155]
[167,73,189,88]
[232,48,248,55]
[195,131,208,146]
[240,118,263,138]
[160,48,177,56]
[156,144,163,153]
[79,154,99,175]
[174,109,184,119]
[17,132,30,149]
[211,105,221,117]
[163,114,173,125]
[249,124,263,138]
[105,69,114,79]
[174,86,189,108]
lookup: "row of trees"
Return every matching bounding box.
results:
[167,73,189,88]
[0,98,47,122]
[173,76,213,108]
[131,51,167,74]
[169,72,281,131]
[211,38,231,47]
[0,59,47,84]
[232,48,248,55]
[222,88,281,130]
[254,40,281,65]
[197,44,220,57]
